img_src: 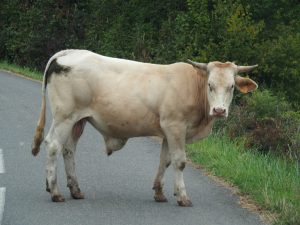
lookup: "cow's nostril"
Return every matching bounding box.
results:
[213,107,226,115]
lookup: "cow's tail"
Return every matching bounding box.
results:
[31,50,74,156]
[31,52,59,156]
[31,70,48,156]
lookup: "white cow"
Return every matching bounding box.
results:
[32,49,258,206]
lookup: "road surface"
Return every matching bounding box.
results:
[0,71,265,225]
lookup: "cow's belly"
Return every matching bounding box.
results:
[88,109,163,138]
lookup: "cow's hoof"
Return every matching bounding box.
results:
[177,197,193,207]
[51,195,65,202]
[154,194,168,202]
[71,191,85,199]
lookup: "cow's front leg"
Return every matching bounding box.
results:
[153,138,171,202]
[162,121,192,207]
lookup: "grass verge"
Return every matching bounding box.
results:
[0,60,42,80]
[187,134,300,225]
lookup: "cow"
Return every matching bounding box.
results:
[31,49,258,206]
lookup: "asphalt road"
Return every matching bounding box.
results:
[0,71,265,225]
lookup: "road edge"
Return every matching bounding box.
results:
[0,69,42,84]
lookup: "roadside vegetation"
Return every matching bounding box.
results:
[217,90,300,161]
[0,61,42,80]
[187,134,300,225]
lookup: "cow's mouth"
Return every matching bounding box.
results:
[213,113,227,118]
[211,107,227,118]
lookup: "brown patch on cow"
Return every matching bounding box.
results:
[166,161,171,168]
[63,148,73,158]
[46,179,50,192]
[179,162,186,171]
[45,58,71,88]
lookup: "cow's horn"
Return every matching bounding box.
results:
[187,59,207,70]
[237,65,258,73]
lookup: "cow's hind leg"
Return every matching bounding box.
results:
[63,119,86,199]
[153,138,171,202]
[45,119,76,202]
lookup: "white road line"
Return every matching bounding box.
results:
[0,188,5,224]
[0,149,5,225]
[0,149,4,174]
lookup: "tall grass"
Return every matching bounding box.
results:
[0,60,42,80]
[187,134,300,225]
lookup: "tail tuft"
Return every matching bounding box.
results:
[31,126,44,156]
[31,93,46,156]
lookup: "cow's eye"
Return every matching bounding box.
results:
[227,84,234,92]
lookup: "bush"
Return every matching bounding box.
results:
[217,90,300,161]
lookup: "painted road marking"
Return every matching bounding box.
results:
[0,149,5,225]
[0,149,4,174]
[0,188,5,225]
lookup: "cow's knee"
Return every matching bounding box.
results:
[171,151,186,170]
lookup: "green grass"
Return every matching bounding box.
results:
[187,134,300,225]
[0,60,42,80]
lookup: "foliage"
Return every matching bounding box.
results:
[217,90,300,161]
[0,60,42,80]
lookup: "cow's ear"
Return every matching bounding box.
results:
[235,75,258,93]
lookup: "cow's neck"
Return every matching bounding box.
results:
[194,69,210,122]
[186,69,215,143]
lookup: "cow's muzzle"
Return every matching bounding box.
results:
[212,107,227,117]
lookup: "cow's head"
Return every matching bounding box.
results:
[187,60,258,118]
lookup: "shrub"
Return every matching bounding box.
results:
[217,89,300,161]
